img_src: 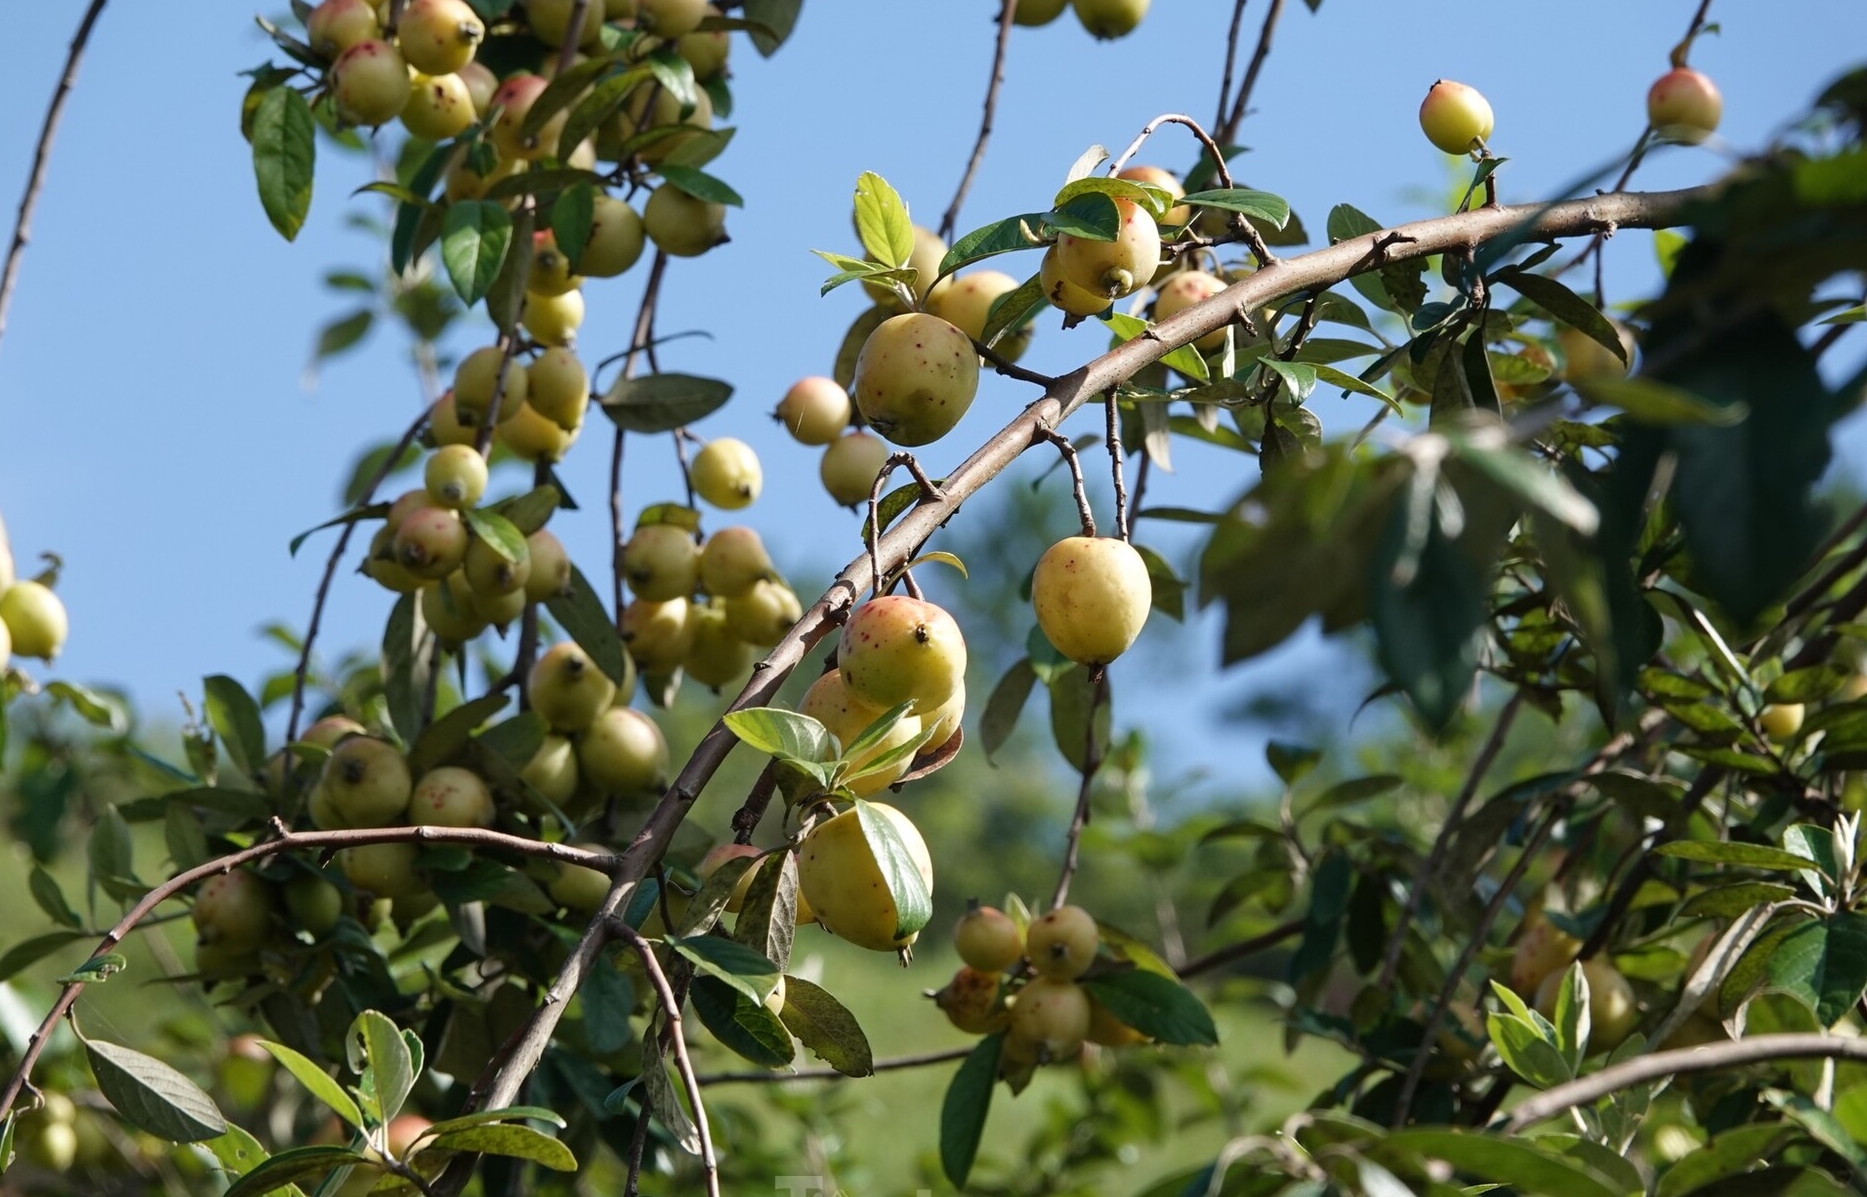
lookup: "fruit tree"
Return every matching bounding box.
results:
[3,1,1867,1195]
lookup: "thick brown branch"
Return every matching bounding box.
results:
[0,0,109,362]
[939,0,1019,241]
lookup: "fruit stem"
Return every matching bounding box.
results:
[1037,430,1097,539]
[1102,389,1130,542]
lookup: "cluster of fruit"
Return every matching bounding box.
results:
[1011,0,1151,41]
[936,903,1147,1068]
[0,513,69,671]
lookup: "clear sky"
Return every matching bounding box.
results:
[2,0,1864,787]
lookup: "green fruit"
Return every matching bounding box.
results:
[851,313,978,446]
[529,0,607,46]
[799,669,923,796]
[524,529,573,601]
[1070,0,1147,38]
[1011,0,1067,25]
[683,600,756,690]
[1031,535,1152,665]
[1761,702,1805,743]
[819,431,890,506]
[1509,914,1581,996]
[529,641,619,732]
[1418,79,1495,155]
[935,966,1011,1034]
[1,580,68,660]
[578,706,670,795]
[307,0,381,58]
[365,527,424,594]
[422,571,490,642]
[1010,976,1092,1059]
[929,269,1031,361]
[924,682,964,749]
[863,224,949,308]
[675,7,729,78]
[490,75,564,160]
[638,0,709,38]
[330,39,409,126]
[699,525,773,599]
[622,597,696,671]
[1040,245,1109,317]
[1647,67,1722,142]
[302,715,366,748]
[519,733,579,805]
[527,229,583,298]
[394,507,468,580]
[192,870,279,950]
[522,289,585,346]
[284,872,345,937]
[318,737,414,828]
[622,523,701,601]
[610,84,714,166]
[402,70,476,139]
[1025,904,1099,979]
[1153,270,1229,351]
[954,904,1023,973]
[527,347,589,429]
[453,345,527,425]
[464,534,531,597]
[797,802,932,952]
[723,580,800,648]
[1535,959,1641,1052]
[497,402,580,462]
[775,376,852,446]
[691,437,762,508]
[20,1117,78,1173]
[457,60,497,114]
[407,765,496,827]
[429,391,476,446]
[424,444,488,510]
[837,595,966,715]
[581,195,646,277]
[1055,198,1160,299]
[643,186,727,257]
[549,845,613,910]
[339,843,425,899]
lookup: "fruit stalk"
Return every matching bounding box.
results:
[1038,430,1097,538]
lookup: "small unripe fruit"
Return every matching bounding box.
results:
[1761,702,1805,743]
[1012,0,1067,26]
[675,8,730,79]
[339,843,425,899]
[402,71,476,140]
[838,595,967,715]
[490,75,564,161]
[549,844,613,910]
[422,571,490,641]
[453,346,527,425]
[929,269,1032,362]
[798,802,932,952]
[524,529,573,601]
[623,523,701,600]
[699,526,773,599]
[852,312,979,446]
[303,715,367,748]
[1647,67,1722,142]
[193,870,278,951]
[1,581,69,660]
[1040,245,1111,317]
[934,966,1010,1034]
[1535,958,1641,1052]
[820,431,890,506]
[397,0,484,74]
[429,391,476,446]
[644,186,728,257]
[523,289,585,346]
[528,0,606,46]
[20,1117,78,1173]
[284,873,344,937]
[1115,164,1191,226]
[581,195,647,277]
[622,596,696,671]
[424,444,488,509]
[775,377,852,446]
[1032,536,1153,665]
[365,527,424,594]
[611,82,714,167]
[1011,976,1092,1058]
[478,577,527,626]
[1509,914,1582,996]
[520,734,579,805]
[1153,270,1230,351]
[638,0,709,38]
[464,535,532,597]
[497,402,580,462]
[1418,79,1495,155]
[330,40,410,126]
[319,737,414,827]
[1025,905,1099,979]
[800,669,924,796]
[1558,322,1636,382]
[457,60,497,114]
[529,641,618,731]
[924,682,964,749]
[954,904,1023,973]
[684,600,756,689]
[527,230,583,298]
[723,580,800,648]
[579,706,670,795]
[394,507,468,579]
[863,225,949,308]
[1071,0,1147,39]
[307,0,381,59]
[1055,199,1160,299]
[698,843,762,912]
[527,347,589,429]
[408,765,496,827]
[691,437,762,509]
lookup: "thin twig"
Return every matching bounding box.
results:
[697,1046,974,1086]
[556,1,589,74]
[866,452,944,599]
[1050,666,1107,909]
[1218,0,1285,146]
[609,426,628,629]
[474,334,521,457]
[1213,0,1250,138]
[975,336,1056,387]
[1039,430,1096,538]
[1103,391,1129,542]
[614,923,721,1197]
[1375,693,1523,990]
[938,0,1019,242]
[0,0,109,362]
[287,409,428,742]
[621,1091,652,1197]
[730,762,779,844]
[1108,113,1276,266]
[1177,918,1305,978]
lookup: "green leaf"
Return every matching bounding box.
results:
[251,87,315,241]
[1375,1129,1619,1197]
[462,508,526,564]
[689,974,795,1068]
[1766,912,1867,1027]
[1048,665,1110,772]
[56,952,126,984]
[420,1107,567,1137]
[522,56,616,138]
[1680,881,1796,917]
[1549,962,1591,1069]
[381,592,426,742]
[287,501,388,556]
[666,935,781,1007]
[545,565,632,688]
[601,372,733,434]
[642,44,698,112]
[777,975,874,1077]
[1768,665,1854,704]
[426,1124,576,1170]
[551,180,596,272]
[855,798,932,941]
[313,308,373,361]
[980,658,1036,763]
[555,69,650,163]
[657,163,743,207]
[981,273,1047,350]
[1106,311,1208,381]
[1266,741,1321,785]
[741,0,801,54]
[1571,376,1747,426]
[440,201,513,305]
[1654,1125,1802,1197]
[1081,970,1219,1046]
[939,213,1052,277]
[1451,436,1600,534]
[408,691,509,779]
[255,1040,363,1129]
[222,1145,363,1197]
[723,707,837,763]
[29,865,82,929]
[1180,187,1291,229]
[640,1033,701,1154]
[204,674,266,777]
[1654,841,1820,871]
[1300,774,1403,816]
[1370,478,1486,731]
[734,850,798,975]
[1495,271,1626,365]
[202,1124,269,1184]
[677,853,758,938]
[1312,363,1401,410]
[940,1033,1001,1189]
[852,171,914,269]
[85,1035,229,1143]
[0,930,89,983]
[1043,191,1120,241]
[347,1010,415,1126]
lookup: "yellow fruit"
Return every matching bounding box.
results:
[1031,535,1153,665]
[457,60,497,114]
[638,0,708,37]
[524,529,573,601]
[578,706,670,795]
[529,642,619,732]
[429,391,476,446]
[1647,67,1722,142]
[407,765,495,827]
[1041,245,1111,317]
[852,312,979,446]
[691,437,762,509]
[520,734,579,805]
[923,683,964,749]
[1,580,69,660]
[799,669,924,796]
[683,600,756,689]
[464,535,531,598]
[622,596,695,671]
[934,966,1010,1034]
[394,507,468,580]
[1013,0,1068,26]
[1419,79,1495,155]
[820,431,891,506]
[527,230,583,298]
[1509,915,1581,996]
[582,195,647,277]
[1153,270,1229,351]
[837,595,966,715]
[797,802,932,952]
[1115,164,1191,227]
[401,70,475,140]
[424,444,488,509]
[929,269,1031,361]
[422,571,490,642]
[528,0,606,46]
[307,0,381,58]
[864,224,949,308]
[954,904,1023,973]
[643,186,727,257]
[722,579,801,648]
[1025,904,1099,979]
[453,345,527,425]
[775,376,853,446]
[675,7,729,79]
[396,0,483,74]
[527,347,589,430]
[330,40,409,126]
[699,526,773,599]
[497,402,580,462]
[549,844,613,911]
[1761,702,1805,743]
[490,75,563,160]
[622,523,701,601]
[192,870,278,951]
[1055,198,1160,299]
[317,737,413,827]
[522,289,585,347]
[1011,976,1092,1058]
[339,843,425,900]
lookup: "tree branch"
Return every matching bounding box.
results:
[1217,0,1285,146]
[939,0,1019,242]
[1050,665,1107,909]
[697,1046,973,1086]
[0,0,109,362]
[614,922,719,1197]
[1177,918,1305,978]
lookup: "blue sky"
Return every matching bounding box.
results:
[2,0,1864,785]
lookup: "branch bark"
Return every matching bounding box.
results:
[938,0,1019,242]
